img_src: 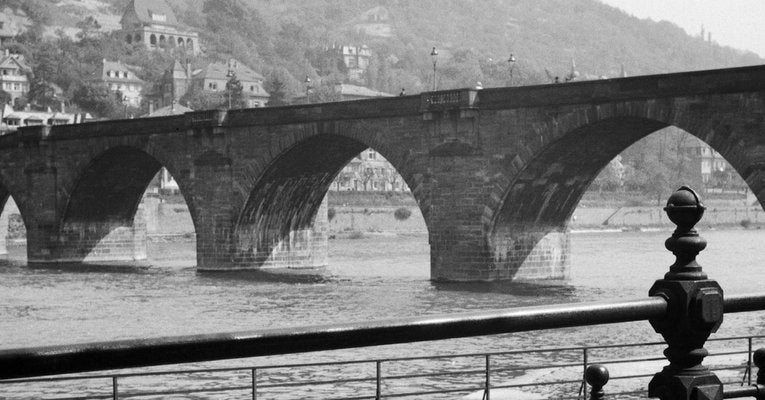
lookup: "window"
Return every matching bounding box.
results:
[2,69,7,75]
[0,22,4,29]
[250,85,255,92]
[12,83,19,91]
[150,12,167,22]
[111,84,118,90]
[107,70,113,77]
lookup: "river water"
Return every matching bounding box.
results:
[2,229,765,398]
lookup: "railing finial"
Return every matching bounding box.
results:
[585,364,609,399]
[755,348,765,385]
[663,186,708,280]
[648,186,724,400]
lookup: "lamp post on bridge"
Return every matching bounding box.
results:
[304,75,313,104]
[430,47,438,91]
[508,53,517,86]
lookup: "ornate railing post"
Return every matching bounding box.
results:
[648,187,724,400]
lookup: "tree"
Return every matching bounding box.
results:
[225,72,245,108]
[76,16,103,41]
[27,77,59,110]
[181,86,224,111]
[72,82,122,118]
[265,76,288,107]
[0,90,11,106]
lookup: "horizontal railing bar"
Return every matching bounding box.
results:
[0,296,670,379]
[723,384,765,398]
[256,375,376,388]
[8,333,760,385]
[724,293,765,313]
[378,385,484,398]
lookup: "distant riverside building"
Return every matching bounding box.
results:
[0,49,30,105]
[1,107,93,134]
[331,148,409,192]
[91,59,144,107]
[682,142,730,184]
[120,0,200,55]
[189,59,270,108]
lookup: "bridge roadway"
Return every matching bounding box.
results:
[1,64,765,281]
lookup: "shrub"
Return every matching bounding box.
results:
[394,207,412,221]
[740,218,752,229]
[348,230,364,239]
[327,207,336,221]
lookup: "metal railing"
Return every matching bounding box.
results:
[2,335,765,399]
[2,186,765,400]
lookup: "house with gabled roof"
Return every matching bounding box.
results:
[191,59,269,108]
[90,59,145,107]
[120,0,200,55]
[0,49,30,105]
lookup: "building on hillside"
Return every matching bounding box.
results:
[159,59,193,108]
[318,45,371,85]
[89,59,145,107]
[330,148,409,192]
[120,0,200,55]
[190,59,270,108]
[354,6,393,38]
[295,83,392,104]
[0,7,30,45]
[0,49,30,105]
[1,109,93,134]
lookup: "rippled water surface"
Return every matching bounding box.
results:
[2,229,765,398]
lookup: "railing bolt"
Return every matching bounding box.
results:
[585,364,609,400]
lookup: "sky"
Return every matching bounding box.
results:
[598,0,765,58]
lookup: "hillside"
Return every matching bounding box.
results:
[5,0,763,106]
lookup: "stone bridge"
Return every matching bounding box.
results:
[2,65,765,281]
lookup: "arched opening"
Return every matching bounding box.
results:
[235,135,429,277]
[125,34,132,44]
[491,116,765,282]
[0,183,26,263]
[177,37,185,47]
[168,36,175,47]
[134,34,141,43]
[186,38,193,52]
[568,126,764,293]
[150,34,157,46]
[61,147,195,267]
[159,35,166,48]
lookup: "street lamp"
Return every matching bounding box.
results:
[304,75,312,103]
[122,95,128,118]
[430,47,438,91]
[225,69,234,109]
[508,53,517,86]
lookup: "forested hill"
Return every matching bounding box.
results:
[10,0,765,99]
[157,0,763,93]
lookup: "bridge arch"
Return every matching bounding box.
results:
[57,146,196,265]
[234,132,430,269]
[0,177,27,257]
[488,93,765,279]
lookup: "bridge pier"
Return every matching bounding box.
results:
[27,206,148,267]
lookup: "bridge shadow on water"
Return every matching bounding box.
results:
[432,280,577,297]
[196,268,333,284]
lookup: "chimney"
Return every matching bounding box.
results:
[149,102,154,115]
[60,101,65,113]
